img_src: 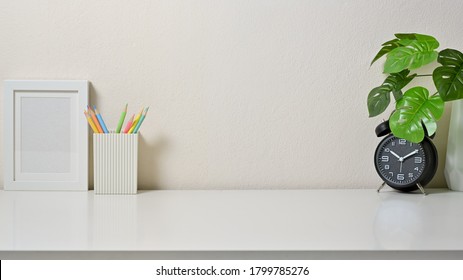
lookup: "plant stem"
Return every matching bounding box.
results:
[415,74,433,77]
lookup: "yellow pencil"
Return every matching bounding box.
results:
[84,110,99,133]
[128,108,143,134]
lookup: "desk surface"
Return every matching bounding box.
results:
[1,189,463,252]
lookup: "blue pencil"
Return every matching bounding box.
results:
[94,106,109,133]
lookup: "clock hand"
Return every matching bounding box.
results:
[402,149,419,161]
[390,150,401,160]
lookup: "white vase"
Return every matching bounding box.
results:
[445,99,463,191]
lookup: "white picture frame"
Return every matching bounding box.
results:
[3,80,88,191]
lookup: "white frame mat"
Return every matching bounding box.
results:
[3,80,88,191]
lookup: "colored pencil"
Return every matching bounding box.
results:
[87,106,103,133]
[128,108,143,134]
[84,110,99,133]
[116,104,128,133]
[132,107,149,133]
[94,106,109,133]
[123,114,135,134]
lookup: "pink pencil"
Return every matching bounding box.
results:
[122,114,135,134]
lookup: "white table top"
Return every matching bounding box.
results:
[1,189,463,252]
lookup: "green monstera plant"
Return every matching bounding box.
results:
[368,33,463,143]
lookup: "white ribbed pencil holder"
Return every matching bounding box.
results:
[93,133,138,195]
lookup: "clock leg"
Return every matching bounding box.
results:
[377,182,386,193]
[416,183,427,196]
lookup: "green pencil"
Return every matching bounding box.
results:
[133,107,149,133]
[116,104,128,133]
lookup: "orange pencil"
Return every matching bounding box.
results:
[84,110,99,133]
[87,106,103,133]
[123,114,135,134]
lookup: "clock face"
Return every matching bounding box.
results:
[375,136,426,187]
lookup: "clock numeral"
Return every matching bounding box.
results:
[414,157,422,164]
[381,156,389,162]
[414,167,419,171]
[384,165,390,170]
[391,142,396,146]
[399,139,406,145]
[389,172,394,178]
[397,174,405,181]
[408,173,414,178]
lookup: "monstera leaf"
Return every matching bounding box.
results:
[370,39,401,66]
[394,33,419,40]
[433,48,463,101]
[367,70,416,117]
[384,34,439,73]
[390,87,444,143]
[370,33,420,66]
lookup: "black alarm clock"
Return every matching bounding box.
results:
[374,120,438,194]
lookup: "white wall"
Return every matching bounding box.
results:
[1,0,462,189]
